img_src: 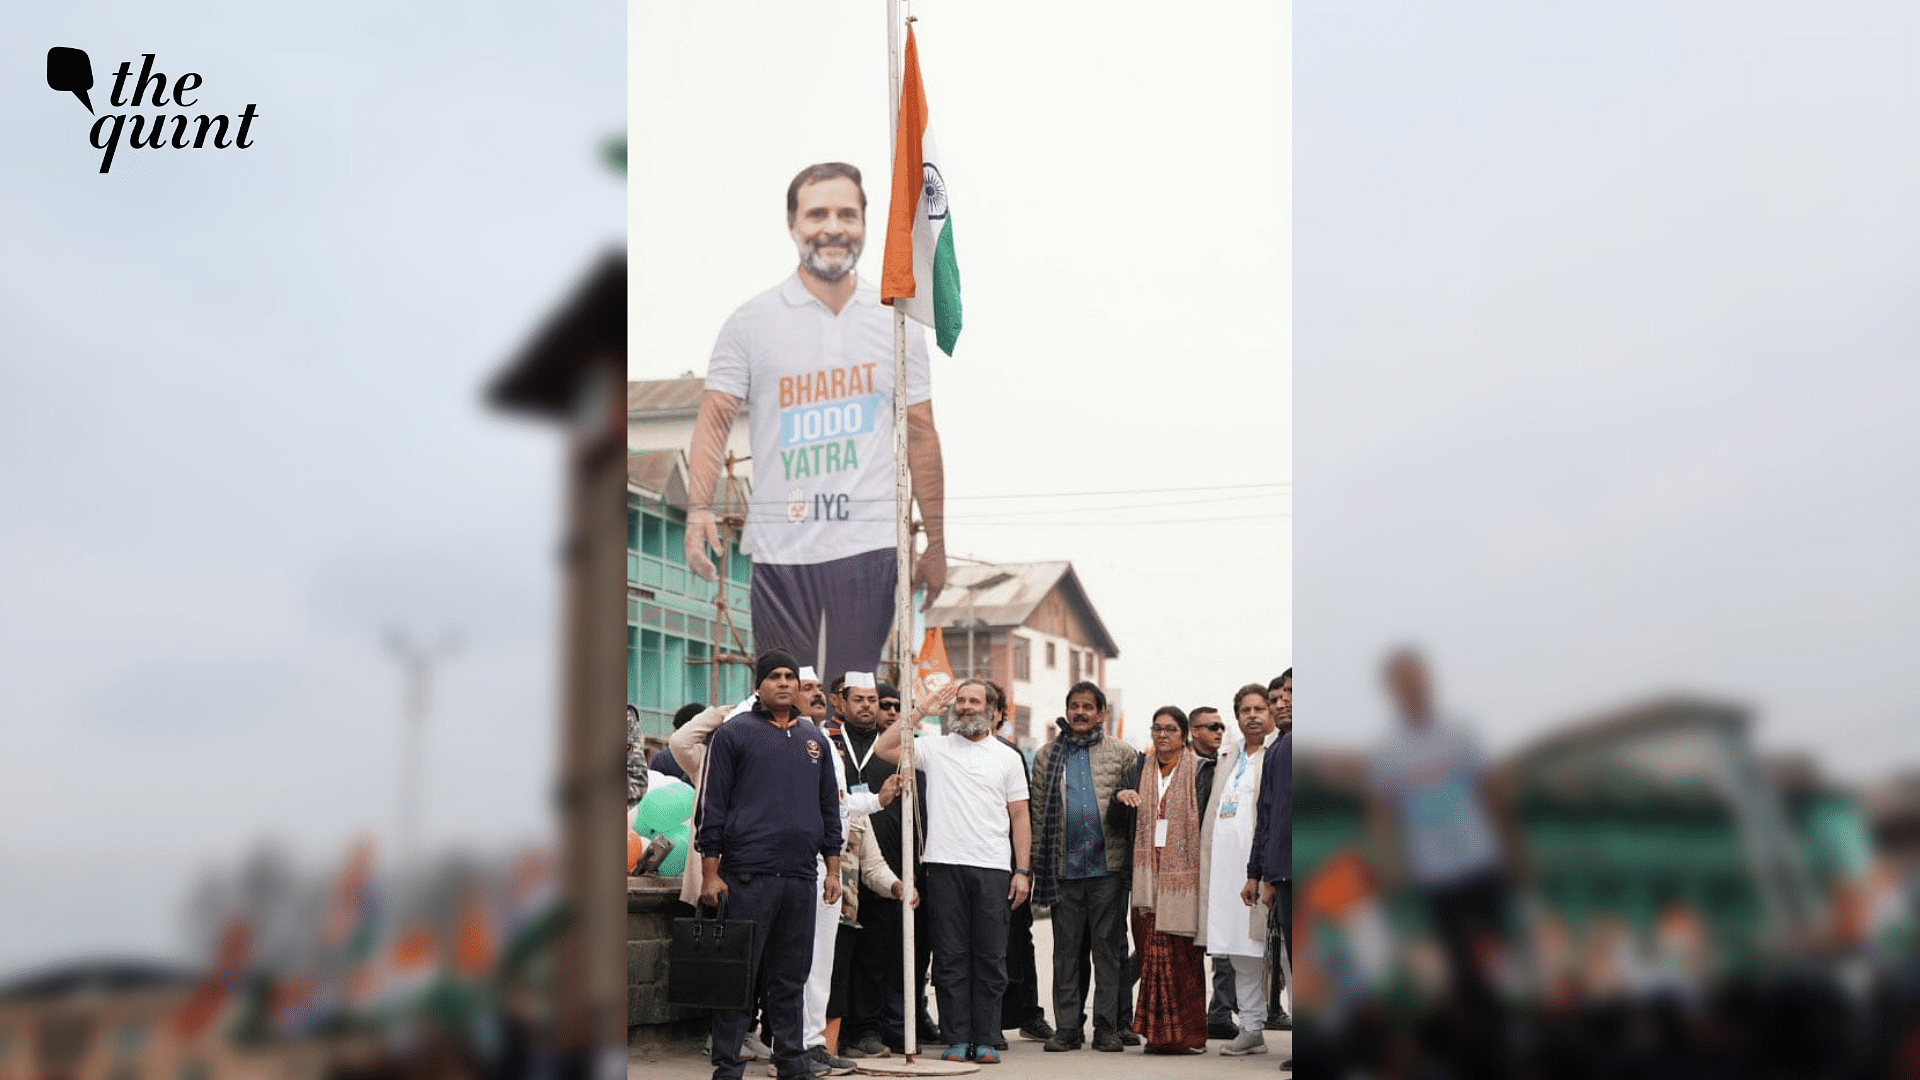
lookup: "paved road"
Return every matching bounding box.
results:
[630,911,1292,1079]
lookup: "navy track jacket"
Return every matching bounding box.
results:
[694,705,843,878]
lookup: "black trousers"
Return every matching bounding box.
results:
[849,885,935,1048]
[749,549,895,690]
[1050,875,1127,1036]
[709,871,815,1080]
[828,923,858,1021]
[1422,868,1510,1009]
[1000,885,1044,1031]
[925,863,1011,1048]
[849,886,898,1042]
[1208,955,1237,1027]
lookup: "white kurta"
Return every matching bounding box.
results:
[1205,749,1265,959]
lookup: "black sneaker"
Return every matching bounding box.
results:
[1119,1030,1141,1047]
[1265,1009,1293,1032]
[847,1034,888,1058]
[1018,1016,1055,1042]
[1043,1030,1083,1052]
[806,1046,855,1076]
[1092,1030,1125,1053]
[1207,1021,1239,1040]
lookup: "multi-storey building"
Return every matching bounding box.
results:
[627,447,755,741]
[923,560,1121,753]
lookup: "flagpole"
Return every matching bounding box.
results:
[886,0,920,1063]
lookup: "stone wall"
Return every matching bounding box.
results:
[627,874,700,1049]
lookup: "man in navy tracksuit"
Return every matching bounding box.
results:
[697,649,845,1080]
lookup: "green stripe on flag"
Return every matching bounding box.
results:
[932,217,962,356]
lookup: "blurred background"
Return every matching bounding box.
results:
[1296,3,1920,1077]
[1,2,622,1076]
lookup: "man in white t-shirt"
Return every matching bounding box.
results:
[1367,649,1525,1011]
[682,162,949,684]
[874,679,1031,1065]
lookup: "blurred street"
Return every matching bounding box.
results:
[627,911,1293,1078]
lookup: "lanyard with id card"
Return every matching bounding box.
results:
[1217,751,1250,819]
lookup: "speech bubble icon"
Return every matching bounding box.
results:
[47,47,94,114]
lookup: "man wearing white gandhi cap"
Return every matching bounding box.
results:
[796,666,899,1071]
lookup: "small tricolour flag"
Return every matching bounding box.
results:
[881,26,961,356]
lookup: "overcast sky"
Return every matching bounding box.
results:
[629,0,1293,740]
[1297,3,1920,781]
[0,2,622,972]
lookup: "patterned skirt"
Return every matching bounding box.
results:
[1130,908,1208,1053]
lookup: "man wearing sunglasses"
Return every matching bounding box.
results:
[1189,705,1239,1040]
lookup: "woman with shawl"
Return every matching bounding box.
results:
[1115,705,1209,1054]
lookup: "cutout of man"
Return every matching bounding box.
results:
[684,162,948,682]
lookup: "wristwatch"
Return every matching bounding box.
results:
[1013,868,1031,877]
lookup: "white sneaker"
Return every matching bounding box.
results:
[742,1032,771,1060]
[1221,1030,1268,1056]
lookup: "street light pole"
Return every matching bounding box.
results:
[386,629,461,869]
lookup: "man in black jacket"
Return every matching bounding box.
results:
[1190,704,1239,1039]
[694,650,844,1080]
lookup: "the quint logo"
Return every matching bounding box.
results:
[46,48,259,174]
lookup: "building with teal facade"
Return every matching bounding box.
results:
[627,447,755,741]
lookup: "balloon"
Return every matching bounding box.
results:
[627,829,644,875]
[633,780,694,877]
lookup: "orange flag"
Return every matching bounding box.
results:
[175,918,250,1039]
[914,627,955,710]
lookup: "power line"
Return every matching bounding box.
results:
[945,513,1290,528]
[698,480,1290,511]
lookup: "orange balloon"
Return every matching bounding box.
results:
[627,829,645,874]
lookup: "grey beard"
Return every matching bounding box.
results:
[951,713,990,738]
[797,237,861,281]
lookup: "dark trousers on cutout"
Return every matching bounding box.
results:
[749,550,896,686]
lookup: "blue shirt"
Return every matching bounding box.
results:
[1061,741,1108,880]
[649,747,686,782]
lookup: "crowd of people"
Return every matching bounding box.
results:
[634,650,1293,1079]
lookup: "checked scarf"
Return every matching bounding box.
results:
[1031,725,1105,908]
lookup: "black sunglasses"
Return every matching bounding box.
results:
[1195,723,1225,732]
[879,700,901,710]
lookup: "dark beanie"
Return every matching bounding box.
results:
[756,648,799,685]
[877,681,899,700]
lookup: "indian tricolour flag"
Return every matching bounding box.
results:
[881,26,961,356]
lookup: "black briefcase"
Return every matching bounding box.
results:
[667,898,757,1011]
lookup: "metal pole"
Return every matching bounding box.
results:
[386,630,459,869]
[885,0,921,1060]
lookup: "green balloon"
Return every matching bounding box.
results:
[634,780,694,877]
